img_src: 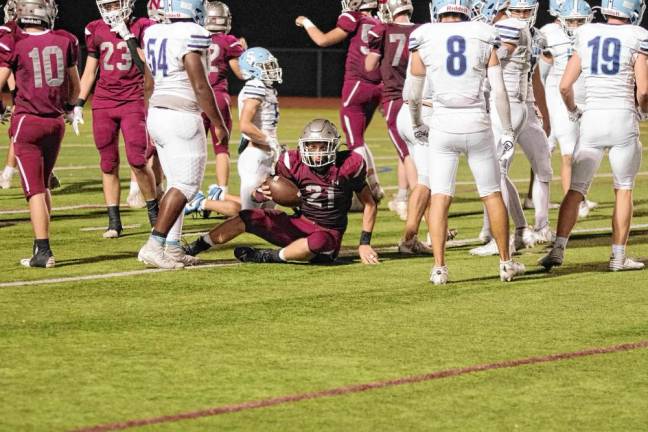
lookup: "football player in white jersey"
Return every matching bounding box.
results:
[235,47,283,210]
[470,0,538,256]
[541,0,597,218]
[138,0,227,269]
[409,0,525,284]
[540,0,648,272]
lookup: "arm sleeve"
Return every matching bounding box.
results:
[226,36,244,60]
[241,81,266,102]
[337,12,359,33]
[275,152,297,182]
[348,157,368,193]
[0,32,14,68]
[494,23,521,46]
[180,27,212,60]
[639,39,648,56]
[488,64,513,132]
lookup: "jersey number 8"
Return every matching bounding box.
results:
[446,36,467,77]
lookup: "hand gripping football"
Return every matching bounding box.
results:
[267,176,302,207]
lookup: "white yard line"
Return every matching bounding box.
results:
[3,224,648,289]
[80,224,141,232]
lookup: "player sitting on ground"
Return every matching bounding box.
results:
[184,119,380,265]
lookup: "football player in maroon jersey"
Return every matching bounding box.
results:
[184,119,380,265]
[76,0,159,239]
[0,0,80,268]
[366,0,420,221]
[295,0,384,202]
[202,0,245,196]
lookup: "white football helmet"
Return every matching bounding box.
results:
[298,119,341,168]
[15,0,56,28]
[96,0,134,26]
[341,0,378,13]
[3,0,17,23]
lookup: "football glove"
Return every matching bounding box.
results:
[64,106,84,136]
[110,19,135,41]
[498,130,516,164]
[413,124,429,146]
[567,105,582,122]
[0,104,12,124]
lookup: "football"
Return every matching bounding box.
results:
[267,175,302,207]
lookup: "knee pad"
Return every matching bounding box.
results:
[126,152,148,170]
[307,231,337,255]
[100,155,119,174]
[167,181,200,201]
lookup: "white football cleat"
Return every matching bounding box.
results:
[430,265,448,285]
[138,239,184,269]
[578,201,590,218]
[166,245,200,266]
[127,189,146,209]
[398,235,433,255]
[533,225,556,244]
[103,228,122,239]
[514,227,537,250]
[470,238,499,256]
[499,260,525,282]
[538,246,565,270]
[0,173,11,189]
[586,200,598,210]
[608,256,645,272]
[478,229,492,244]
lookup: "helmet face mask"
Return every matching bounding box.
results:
[240,47,283,86]
[505,0,538,26]
[341,0,377,13]
[474,0,509,23]
[147,0,165,22]
[15,0,56,28]
[4,0,17,23]
[204,0,231,33]
[558,0,592,35]
[96,0,133,26]
[298,119,341,169]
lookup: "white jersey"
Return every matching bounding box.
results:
[574,23,648,111]
[237,79,279,141]
[143,22,211,113]
[495,18,532,102]
[541,22,586,104]
[409,21,498,133]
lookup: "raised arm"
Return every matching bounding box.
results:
[295,16,348,47]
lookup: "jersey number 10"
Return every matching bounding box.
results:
[28,46,64,88]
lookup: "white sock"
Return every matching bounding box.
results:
[202,234,216,247]
[481,204,491,235]
[129,180,139,194]
[611,244,625,260]
[278,248,287,262]
[505,176,527,230]
[167,212,184,244]
[2,165,16,178]
[532,180,550,230]
[220,185,228,198]
[396,188,407,201]
[554,236,568,249]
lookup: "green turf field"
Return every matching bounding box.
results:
[1,106,647,431]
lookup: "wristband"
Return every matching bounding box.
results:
[302,18,315,29]
[359,230,372,246]
[64,103,74,112]
[75,98,86,107]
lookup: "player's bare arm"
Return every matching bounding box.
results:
[357,184,379,265]
[364,52,380,72]
[239,98,273,150]
[295,16,348,47]
[184,51,227,143]
[0,66,11,90]
[78,56,99,102]
[66,66,81,104]
[635,53,648,113]
[559,52,581,116]
[531,66,551,136]
[229,58,244,80]
[406,50,429,144]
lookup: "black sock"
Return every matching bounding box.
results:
[151,229,167,239]
[34,238,51,254]
[107,205,122,231]
[146,199,159,227]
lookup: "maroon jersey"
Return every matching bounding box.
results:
[0,28,78,118]
[368,22,419,101]
[85,18,153,109]
[207,33,244,92]
[0,21,17,66]
[336,11,381,84]
[276,150,367,232]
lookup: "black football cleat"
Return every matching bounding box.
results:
[183,237,212,257]
[49,173,61,190]
[20,249,55,268]
[234,247,283,263]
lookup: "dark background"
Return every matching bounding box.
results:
[4,0,646,96]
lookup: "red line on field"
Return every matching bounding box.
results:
[71,340,648,432]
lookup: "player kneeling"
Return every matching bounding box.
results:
[184,119,380,265]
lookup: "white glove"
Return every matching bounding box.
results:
[567,105,582,122]
[413,124,429,146]
[498,129,516,163]
[72,106,84,136]
[110,19,135,41]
